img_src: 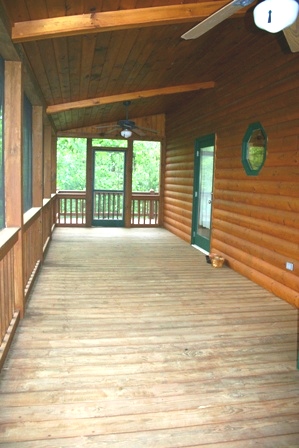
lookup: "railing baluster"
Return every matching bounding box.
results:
[143,200,146,224]
[113,193,116,219]
[110,192,111,218]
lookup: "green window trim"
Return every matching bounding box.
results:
[242,122,267,176]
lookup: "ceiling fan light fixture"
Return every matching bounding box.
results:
[121,128,132,139]
[253,0,299,33]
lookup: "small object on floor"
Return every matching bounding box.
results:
[205,255,211,264]
[210,254,225,268]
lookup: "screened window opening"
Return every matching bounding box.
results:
[131,141,161,226]
[132,141,161,193]
[57,138,87,191]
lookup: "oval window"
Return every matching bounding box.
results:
[242,122,267,176]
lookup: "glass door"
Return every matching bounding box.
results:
[192,134,215,253]
[92,149,126,226]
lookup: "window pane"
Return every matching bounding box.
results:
[23,95,32,212]
[242,122,267,176]
[198,146,214,233]
[0,56,4,229]
[94,150,125,191]
[57,138,87,190]
[132,141,160,192]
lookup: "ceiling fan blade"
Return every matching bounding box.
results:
[102,128,121,135]
[283,16,299,52]
[181,0,255,40]
[94,125,119,131]
[136,126,158,134]
[132,127,146,137]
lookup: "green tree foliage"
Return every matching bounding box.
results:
[246,146,265,171]
[133,141,160,192]
[57,138,87,190]
[93,138,127,148]
[57,137,161,193]
[94,150,125,191]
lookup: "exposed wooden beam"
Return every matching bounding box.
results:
[12,2,247,43]
[46,82,215,115]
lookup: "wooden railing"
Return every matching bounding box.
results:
[56,191,86,226]
[131,192,160,226]
[56,190,160,227]
[93,190,124,221]
[0,229,19,355]
[23,208,42,298]
[0,197,55,369]
[42,196,56,252]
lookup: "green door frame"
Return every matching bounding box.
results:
[191,134,215,253]
[92,148,127,227]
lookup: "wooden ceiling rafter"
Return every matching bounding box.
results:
[12,2,249,43]
[46,82,216,115]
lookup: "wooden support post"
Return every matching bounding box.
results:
[149,189,155,220]
[85,138,93,227]
[51,130,57,195]
[125,140,133,228]
[32,106,43,207]
[32,106,43,262]
[43,125,52,199]
[159,139,166,226]
[4,61,25,317]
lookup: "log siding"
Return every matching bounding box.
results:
[164,32,299,308]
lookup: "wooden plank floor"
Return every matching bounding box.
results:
[0,227,299,447]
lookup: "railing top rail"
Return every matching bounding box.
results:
[93,190,124,194]
[57,191,86,198]
[23,207,42,231]
[57,191,159,197]
[57,190,86,193]
[132,193,160,199]
[0,228,19,260]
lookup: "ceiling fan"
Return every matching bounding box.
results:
[95,101,158,138]
[181,0,299,52]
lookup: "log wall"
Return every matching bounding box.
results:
[164,33,299,309]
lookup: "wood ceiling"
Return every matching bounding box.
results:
[0,0,282,136]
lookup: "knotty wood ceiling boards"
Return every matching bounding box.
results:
[1,1,259,132]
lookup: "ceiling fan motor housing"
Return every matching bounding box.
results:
[253,0,299,33]
[118,119,136,129]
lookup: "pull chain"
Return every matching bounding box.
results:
[268,9,272,23]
